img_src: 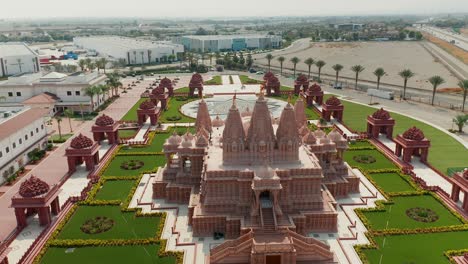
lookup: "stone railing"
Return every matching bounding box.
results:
[210,230,253,257]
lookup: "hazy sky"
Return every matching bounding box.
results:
[1,0,467,19]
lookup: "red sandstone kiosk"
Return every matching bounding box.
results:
[367,108,395,139]
[149,86,169,110]
[450,169,468,213]
[394,127,430,163]
[137,100,160,126]
[65,134,100,173]
[189,73,204,98]
[11,176,61,228]
[91,114,120,144]
[321,96,344,122]
[158,77,174,97]
[264,75,281,96]
[304,83,324,106]
[294,74,309,95]
[263,71,274,82]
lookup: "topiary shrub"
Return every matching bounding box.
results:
[120,160,145,170]
[80,216,114,234]
[353,155,377,164]
[406,207,439,223]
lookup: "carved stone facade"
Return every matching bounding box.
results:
[322,96,344,122]
[189,73,204,98]
[304,83,324,106]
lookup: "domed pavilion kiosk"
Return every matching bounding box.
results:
[91,114,120,145]
[394,126,431,163]
[65,134,100,173]
[367,108,395,139]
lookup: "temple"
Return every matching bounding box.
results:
[153,93,360,263]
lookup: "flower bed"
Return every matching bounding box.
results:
[120,160,145,170]
[406,207,439,223]
[353,154,376,164]
[80,217,115,234]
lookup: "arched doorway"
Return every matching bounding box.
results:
[259,190,272,208]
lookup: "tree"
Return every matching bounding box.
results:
[88,62,96,72]
[452,114,468,133]
[79,103,85,120]
[208,53,213,66]
[83,86,98,110]
[304,58,314,79]
[290,57,300,77]
[63,109,74,133]
[97,58,108,73]
[332,64,343,86]
[78,59,86,71]
[373,67,386,89]
[84,58,92,71]
[315,60,326,80]
[398,69,415,100]
[429,75,445,105]
[277,56,285,75]
[265,53,274,71]
[246,54,253,68]
[106,73,122,97]
[351,65,365,90]
[458,79,468,112]
[55,116,63,140]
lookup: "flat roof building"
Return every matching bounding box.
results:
[73,36,184,65]
[0,42,40,77]
[174,34,282,52]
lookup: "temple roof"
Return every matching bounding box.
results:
[190,73,203,84]
[70,133,94,149]
[372,108,391,120]
[296,74,308,82]
[241,106,252,117]
[294,97,307,129]
[195,99,212,133]
[402,126,425,141]
[168,131,182,146]
[463,169,468,179]
[196,134,209,147]
[299,124,309,136]
[160,77,172,86]
[263,71,274,80]
[303,131,317,145]
[276,103,299,142]
[139,100,156,110]
[95,114,114,126]
[223,98,245,143]
[246,93,276,144]
[310,83,322,92]
[328,129,342,142]
[152,86,164,95]
[212,115,225,127]
[325,96,341,106]
[19,176,50,198]
[181,133,193,148]
[266,75,280,86]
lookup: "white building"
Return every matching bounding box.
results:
[0,107,49,184]
[73,36,184,65]
[0,71,108,113]
[0,42,40,77]
[175,35,282,52]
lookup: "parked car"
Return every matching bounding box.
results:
[333,83,343,89]
[256,71,264,75]
[249,68,257,73]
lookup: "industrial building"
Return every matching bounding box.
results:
[174,34,282,52]
[0,43,40,77]
[73,36,184,65]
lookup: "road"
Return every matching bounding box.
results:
[420,26,468,52]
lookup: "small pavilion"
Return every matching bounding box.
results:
[91,114,120,144]
[304,83,324,106]
[294,74,309,94]
[150,86,169,110]
[264,75,281,96]
[394,127,431,163]
[322,96,344,122]
[450,169,468,213]
[65,134,100,173]
[263,71,275,81]
[189,73,204,98]
[137,100,160,126]
[159,77,174,97]
[367,108,395,139]
[11,176,61,227]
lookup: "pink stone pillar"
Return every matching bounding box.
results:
[420,148,429,163]
[402,148,412,163]
[67,156,76,173]
[316,95,323,105]
[463,193,468,212]
[322,110,331,121]
[138,114,146,126]
[386,126,394,139]
[451,185,460,202]
[395,144,402,157]
[38,207,51,226]
[51,197,60,215]
[150,114,157,126]
[294,85,301,95]
[14,208,27,227]
[85,156,95,171]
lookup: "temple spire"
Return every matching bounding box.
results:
[294,96,307,129]
[195,99,212,133]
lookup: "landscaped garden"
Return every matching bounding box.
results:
[101,155,165,177]
[121,98,147,121]
[118,129,139,139]
[159,97,196,123]
[204,75,222,85]
[367,172,415,193]
[344,149,398,170]
[94,180,135,201]
[239,75,263,84]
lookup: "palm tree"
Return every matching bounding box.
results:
[277,56,285,75]
[332,64,344,86]
[98,58,108,73]
[95,85,104,106]
[106,73,122,97]
[315,60,326,81]
[208,53,213,66]
[351,65,365,90]
[83,86,97,110]
[79,103,85,120]
[373,67,386,89]
[290,57,300,77]
[458,79,468,112]
[140,51,145,66]
[63,109,74,133]
[100,84,111,100]
[429,75,445,105]
[304,58,315,79]
[55,116,63,140]
[398,69,415,100]
[84,58,92,71]
[78,59,86,72]
[88,62,96,72]
[265,54,274,71]
[452,114,468,132]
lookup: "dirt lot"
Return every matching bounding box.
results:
[255,41,460,91]
[422,33,468,64]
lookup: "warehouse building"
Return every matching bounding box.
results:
[73,36,184,65]
[0,42,40,77]
[174,35,282,52]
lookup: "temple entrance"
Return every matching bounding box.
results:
[260,191,272,208]
[266,255,281,264]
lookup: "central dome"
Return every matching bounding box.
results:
[372,108,391,120]
[325,96,341,106]
[70,134,94,149]
[19,176,50,197]
[95,114,114,126]
[139,100,155,110]
[402,127,425,141]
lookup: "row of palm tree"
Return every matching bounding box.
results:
[264,53,468,110]
[78,58,108,73]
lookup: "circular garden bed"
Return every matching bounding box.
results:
[120,160,145,170]
[406,207,439,223]
[81,216,114,234]
[353,155,376,164]
[166,115,182,121]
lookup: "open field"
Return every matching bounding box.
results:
[255,41,460,91]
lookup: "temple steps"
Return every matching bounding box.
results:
[261,207,276,233]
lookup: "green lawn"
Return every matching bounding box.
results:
[118,129,139,139]
[363,231,468,264]
[121,98,147,122]
[41,244,175,264]
[102,155,165,177]
[239,75,263,84]
[348,140,374,148]
[324,95,468,175]
[367,172,415,193]
[159,97,196,123]
[56,206,160,240]
[48,134,73,143]
[175,87,189,93]
[95,180,135,201]
[362,195,463,230]
[204,75,222,85]
[343,149,398,170]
